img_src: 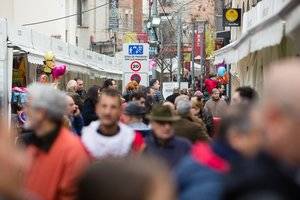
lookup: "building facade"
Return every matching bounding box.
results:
[0,0,142,54]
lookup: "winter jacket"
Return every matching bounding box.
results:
[176,141,241,200]
[173,118,209,143]
[70,114,84,136]
[223,153,300,200]
[204,78,218,94]
[81,121,145,158]
[144,133,191,168]
[24,127,90,200]
[204,98,228,118]
[199,108,214,137]
[82,99,98,126]
[153,90,164,104]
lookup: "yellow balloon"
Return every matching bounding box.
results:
[44,51,55,61]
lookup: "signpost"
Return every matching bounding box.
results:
[123,43,149,90]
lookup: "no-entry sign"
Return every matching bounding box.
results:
[130,61,142,72]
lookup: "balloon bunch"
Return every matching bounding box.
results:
[217,65,229,85]
[41,51,67,85]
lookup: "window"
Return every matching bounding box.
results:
[77,0,82,26]
[125,14,129,29]
[77,0,88,27]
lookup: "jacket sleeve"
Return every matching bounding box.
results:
[203,108,214,137]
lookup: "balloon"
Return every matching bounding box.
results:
[44,51,55,61]
[217,66,226,77]
[52,64,67,79]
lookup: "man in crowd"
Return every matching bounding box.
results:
[173,100,209,143]
[144,105,191,168]
[23,83,90,200]
[231,86,258,106]
[130,91,146,107]
[150,79,164,104]
[122,102,151,137]
[223,60,300,199]
[75,78,87,103]
[101,79,117,91]
[66,93,84,136]
[204,88,228,118]
[166,88,180,104]
[81,89,145,158]
[176,105,261,200]
[77,157,175,200]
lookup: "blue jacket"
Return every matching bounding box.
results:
[175,141,242,200]
[71,114,84,136]
[144,132,191,168]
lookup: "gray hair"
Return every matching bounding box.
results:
[177,99,191,116]
[27,83,67,122]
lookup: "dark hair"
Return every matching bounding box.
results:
[87,85,100,104]
[102,79,115,90]
[235,86,258,103]
[130,91,146,101]
[99,88,121,105]
[75,78,83,82]
[77,157,172,200]
[149,79,158,87]
[218,105,253,140]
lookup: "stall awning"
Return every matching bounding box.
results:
[214,0,299,65]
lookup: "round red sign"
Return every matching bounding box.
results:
[130,73,141,83]
[130,61,142,72]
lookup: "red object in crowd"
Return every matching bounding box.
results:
[212,117,222,138]
[191,142,231,173]
[204,78,218,94]
[25,128,91,200]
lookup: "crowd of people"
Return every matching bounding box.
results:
[1,59,300,200]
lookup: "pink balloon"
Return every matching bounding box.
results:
[52,64,67,79]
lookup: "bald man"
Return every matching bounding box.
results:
[223,59,300,200]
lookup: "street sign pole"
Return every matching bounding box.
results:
[191,21,195,90]
[176,13,182,89]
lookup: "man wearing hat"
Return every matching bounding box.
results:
[123,102,151,137]
[144,105,191,168]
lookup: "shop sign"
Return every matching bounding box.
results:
[223,8,241,27]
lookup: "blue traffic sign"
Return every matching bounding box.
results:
[128,45,144,55]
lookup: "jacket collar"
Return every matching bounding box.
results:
[28,126,61,152]
[149,132,176,148]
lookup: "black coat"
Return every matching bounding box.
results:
[82,99,98,126]
[223,153,300,200]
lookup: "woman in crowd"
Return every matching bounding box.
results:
[191,93,214,137]
[82,85,101,126]
[123,81,139,102]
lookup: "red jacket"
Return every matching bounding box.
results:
[204,79,218,94]
[25,128,91,200]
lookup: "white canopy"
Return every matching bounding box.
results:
[214,0,298,65]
